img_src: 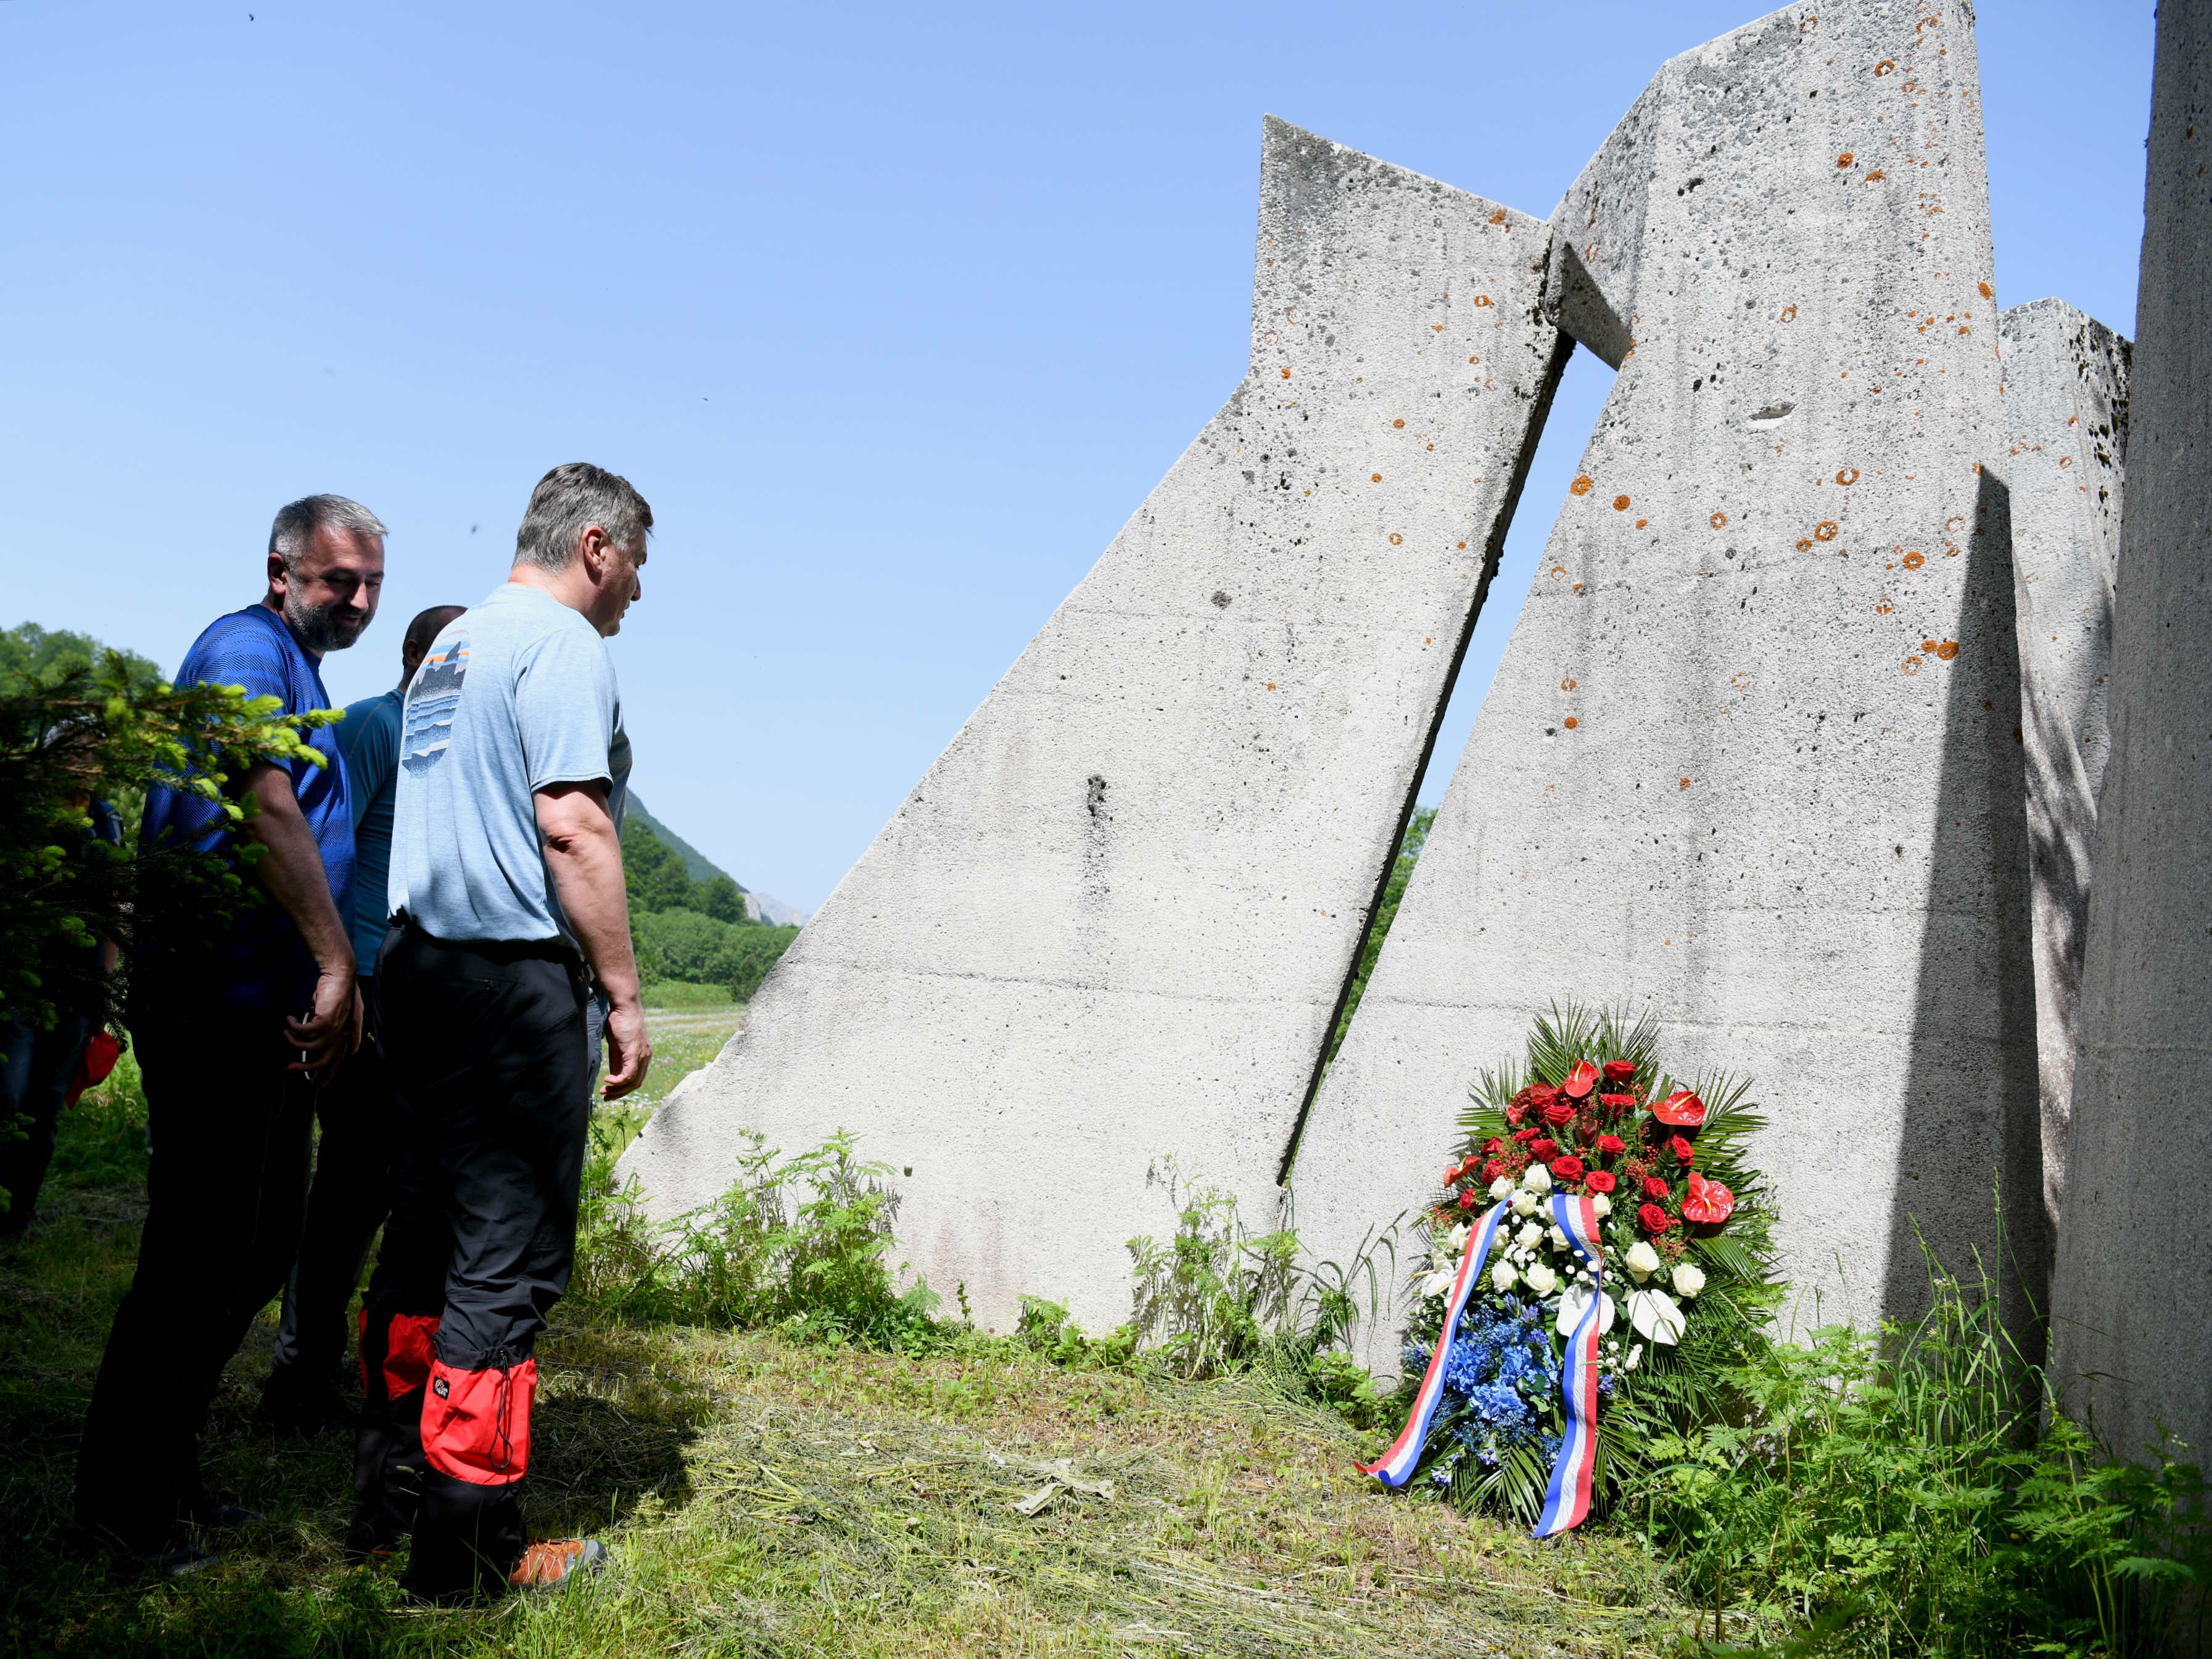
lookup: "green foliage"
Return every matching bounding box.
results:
[722,922,798,1001]
[1638,1253,2212,1658]
[622,818,698,914]
[0,622,160,695]
[630,907,798,1000]
[571,1116,944,1351]
[694,871,746,924]
[1324,805,1434,1068]
[1126,1162,1389,1426]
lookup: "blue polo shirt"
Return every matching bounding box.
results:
[138,604,354,1012]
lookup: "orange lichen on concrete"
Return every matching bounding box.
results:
[1815,521,1840,540]
[1571,475,1594,495]
[1710,511,1729,529]
[1936,641,1959,661]
[1902,656,1923,675]
[1614,495,1632,510]
[1781,305,1799,321]
[1371,472,1383,482]
[1564,716,1579,730]
[1903,550,1926,569]
[1393,418,1406,428]
[1389,532,1404,545]
[1838,467,1860,485]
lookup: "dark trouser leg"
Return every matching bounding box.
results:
[271,981,394,1390]
[376,930,587,1600]
[0,1013,90,1237]
[75,1008,313,1550]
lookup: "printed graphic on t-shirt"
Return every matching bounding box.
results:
[402,636,469,777]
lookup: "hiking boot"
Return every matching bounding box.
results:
[508,1539,607,1591]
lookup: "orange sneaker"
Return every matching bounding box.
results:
[508,1539,608,1590]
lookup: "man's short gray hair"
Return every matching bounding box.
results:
[513,463,654,573]
[269,494,387,571]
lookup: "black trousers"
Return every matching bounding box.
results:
[0,1010,92,1237]
[354,923,588,1599]
[270,980,393,1387]
[76,1004,316,1550]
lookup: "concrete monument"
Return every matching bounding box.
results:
[1998,298,2128,1232]
[2050,0,2212,1466]
[1290,0,2040,1375]
[620,118,1570,1332]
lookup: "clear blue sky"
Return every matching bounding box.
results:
[1,2,2154,911]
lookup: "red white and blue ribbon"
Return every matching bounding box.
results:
[1533,1193,1605,1538]
[1357,1196,1510,1489]
[1361,1189,1607,1538]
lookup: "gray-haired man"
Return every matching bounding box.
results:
[78,495,384,1567]
[355,463,651,1599]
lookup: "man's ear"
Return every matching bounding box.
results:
[266,551,290,598]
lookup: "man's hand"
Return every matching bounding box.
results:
[601,997,651,1100]
[286,963,360,1081]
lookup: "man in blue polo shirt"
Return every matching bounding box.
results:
[262,601,465,1434]
[76,493,384,1568]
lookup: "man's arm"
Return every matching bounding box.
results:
[535,781,651,1100]
[239,761,359,1077]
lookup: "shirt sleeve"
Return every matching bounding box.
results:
[188,616,293,709]
[513,620,616,794]
[337,697,401,831]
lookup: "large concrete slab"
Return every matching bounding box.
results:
[1999,298,2129,1232]
[2050,0,2212,1465]
[619,118,1569,1333]
[1290,0,2038,1376]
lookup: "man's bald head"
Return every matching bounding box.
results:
[400,604,468,690]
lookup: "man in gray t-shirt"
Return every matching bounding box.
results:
[355,463,653,1600]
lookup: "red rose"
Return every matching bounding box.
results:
[1512,1126,1538,1145]
[1596,1134,1626,1157]
[1562,1060,1599,1100]
[1654,1089,1708,1129]
[1670,1135,1696,1166]
[1527,1083,1559,1107]
[1458,1188,1480,1209]
[1482,1158,1506,1184]
[1642,1175,1670,1201]
[1530,1138,1559,1161]
[1682,1171,1736,1225]
[1603,1060,1636,1083]
[1585,1170,1617,1195]
[1551,1156,1586,1182]
[1541,1100,1576,1128]
[1638,1203,1674,1234]
[1482,1137,1504,1155]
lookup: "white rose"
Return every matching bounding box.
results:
[1521,1163,1553,1194]
[1548,1225,1571,1253]
[1490,1259,1517,1293]
[1446,1222,1472,1252]
[1591,1194,1612,1218]
[1523,1262,1559,1297]
[1488,1176,1516,1201]
[1672,1262,1707,1298]
[1511,1190,1540,1217]
[1625,1241,1663,1280]
[1515,1221,1545,1249]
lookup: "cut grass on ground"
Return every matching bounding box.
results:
[1,1052,1684,1657]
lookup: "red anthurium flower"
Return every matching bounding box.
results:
[1682,1171,1736,1225]
[1541,1100,1576,1128]
[1637,1203,1675,1235]
[1504,1103,1527,1128]
[1443,1167,1461,1186]
[1603,1060,1636,1083]
[1641,1175,1670,1201]
[1551,1156,1586,1182]
[1530,1138,1559,1161]
[1670,1135,1696,1166]
[1458,1188,1480,1209]
[1562,1060,1599,1100]
[1596,1134,1627,1157]
[1654,1090,1709,1129]
[1585,1170,1617,1195]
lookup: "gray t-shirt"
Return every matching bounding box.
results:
[389,583,631,945]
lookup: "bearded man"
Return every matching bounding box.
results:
[76,493,384,1570]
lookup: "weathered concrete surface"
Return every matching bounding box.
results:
[2050,0,2212,1465]
[1998,298,2129,1232]
[619,118,1569,1333]
[1292,0,2038,1377]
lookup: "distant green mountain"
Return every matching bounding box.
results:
[626,794,738,889]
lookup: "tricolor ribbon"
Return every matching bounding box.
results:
[1360,1190,1606,1538]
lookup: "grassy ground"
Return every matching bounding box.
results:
[0,1032,1685,1658]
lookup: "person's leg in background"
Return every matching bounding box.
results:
[74,1008,314,1558]
[264,980,395,1432]
[0,1011,90,1239]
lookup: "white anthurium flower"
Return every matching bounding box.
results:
[1524,1262,1560,1298]
[1625,1240,1663,1281]
[1591,1194,1612,1218]
[1488,1176,1516,1201]
[1625,1342,1645,1372]
[1511,1189,1540,1217]
[1628,1287,1687,1346]
[1490,1259,1518,1293]
[1554,1282,1618,1338]
[1672,1262,1707,1298]
[1419,1266,1456,1299]
[1522,1163,1553,1194]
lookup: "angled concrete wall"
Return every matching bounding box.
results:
[2050,0,2212,1465]
[1292,0,2037,1376]
[619,118,1570,1333]
[1998,299,2129,1232]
